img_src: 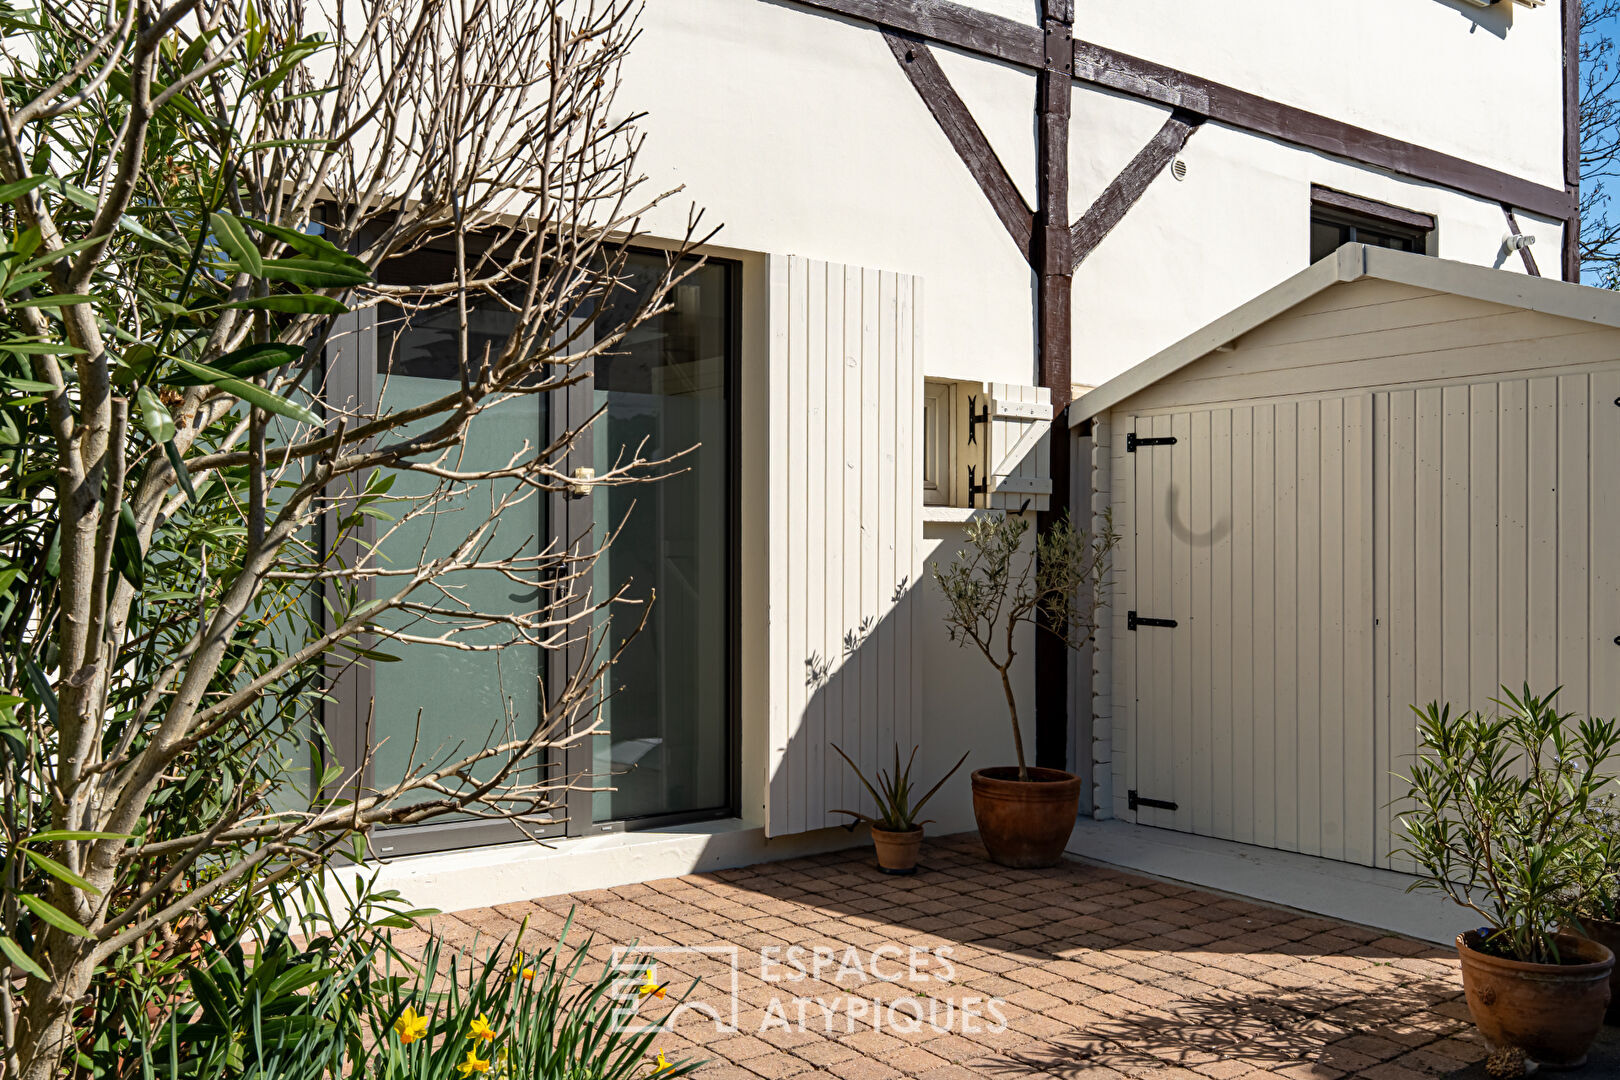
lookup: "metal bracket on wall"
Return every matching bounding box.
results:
[1127,610,1177,631]
[1126,433,1177,452]
[1128,789,1178,812]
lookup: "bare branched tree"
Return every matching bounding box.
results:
[1581,0,1620,281]
[0,0,708,1075]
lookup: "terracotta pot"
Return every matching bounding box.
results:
[870,826,923,874]
[1577,916,1620,1025]
[970,766,1081,868]
[1456,930,1614,1068]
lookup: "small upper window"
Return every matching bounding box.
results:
[1309,185,1435,264]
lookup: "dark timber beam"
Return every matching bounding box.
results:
[885,31,1035,264]
[785,0,1043,68]
[779,0,1573,225]
[1564,0,1581,282]
[1070,110,1204,271]
[1070,40,1574,223]
[1033,0,1073,775]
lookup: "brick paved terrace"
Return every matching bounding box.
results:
[408,834,1484,1080]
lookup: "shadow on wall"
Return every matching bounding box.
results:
[769,525,1041,843]
[1434,0,1513,38]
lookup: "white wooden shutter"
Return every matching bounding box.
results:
[765,256,923,837]
[983,383,1053,512]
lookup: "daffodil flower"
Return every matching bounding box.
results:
[457,1047,491,1076]
[467,1012,497,1043]
[650,1049,673,1074]
[521,965,535,982]
[637,970,666,1000]
[394,1006,429,1045]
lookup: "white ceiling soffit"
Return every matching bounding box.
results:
[1071,243,1620,424]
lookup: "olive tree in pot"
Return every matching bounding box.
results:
[930,511,1117,868]
[1400,686,1620,1069]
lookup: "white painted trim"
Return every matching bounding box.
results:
[335,819,865,915]
[921,506,998,523]
[1067,818,1460,945]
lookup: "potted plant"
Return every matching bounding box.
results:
[1572,795,1620,1024]
[930,511,1117,868]
[1400,685,1620,1068]
[832,744,968,874]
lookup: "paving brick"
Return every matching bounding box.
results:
[420,832,1467,1080]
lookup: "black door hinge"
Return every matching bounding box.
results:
[1128,790,1178,812]
[1126,433,1177,452]
[1127,610,1177,631]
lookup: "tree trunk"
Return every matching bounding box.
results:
[999,664,1028,781]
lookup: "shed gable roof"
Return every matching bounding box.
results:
[1071,244,1620,424]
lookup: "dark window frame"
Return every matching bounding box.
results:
[321,246,743,857]
[1310,185,1437,262]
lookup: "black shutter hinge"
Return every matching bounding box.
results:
[1127,610,1177,631]
[1126,433,1177,453]
[967,464,987,508]
[1128,790,1178,812]
[967,395,989,445]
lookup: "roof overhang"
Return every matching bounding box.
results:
[1070,244,1620,425]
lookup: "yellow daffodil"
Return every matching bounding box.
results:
[650,1050,673,1074]
[505,952,528,984]
[521,965,535,982]
[457,1048,491,1076]
[467,1012,497,1043]
[394,1006,429,1045]
[637,970,666,1000]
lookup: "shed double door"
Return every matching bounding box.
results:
[1129,395,1377,866]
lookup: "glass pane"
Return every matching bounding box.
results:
[588,253,730,821]
[368,301,550,817]
[1310,220,1345,263]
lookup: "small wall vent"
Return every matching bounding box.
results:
[1170,158,1188,181]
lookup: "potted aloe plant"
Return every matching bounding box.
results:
[930,511,1117,868]
[832,744,968,874]
[1400,686,1620,1069]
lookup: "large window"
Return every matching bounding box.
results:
[329,248,737,854]
[1310,185,1435,264]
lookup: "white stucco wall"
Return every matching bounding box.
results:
[366,0,1571,904]
[622,0,1039,386]
[1071,101,1567,382]
[1075,0,1566,189]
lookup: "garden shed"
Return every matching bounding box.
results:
[1074,243,1620,872]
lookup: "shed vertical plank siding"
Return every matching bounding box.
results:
[1096,271,1620,871]
[1497,380,1529,697]
[1230,406,1256,846]
[1590,371,1620,726]
[765,256,923,837]
[1190,409,1214,839]
[1126,395,1376,862]
[1251,404,1278,851]
[1559,375,1590,720]
[1343,394,1375,867]
[1369,370,1616,868]
[1527,379,1560,696]
[1209,408,1235,842]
